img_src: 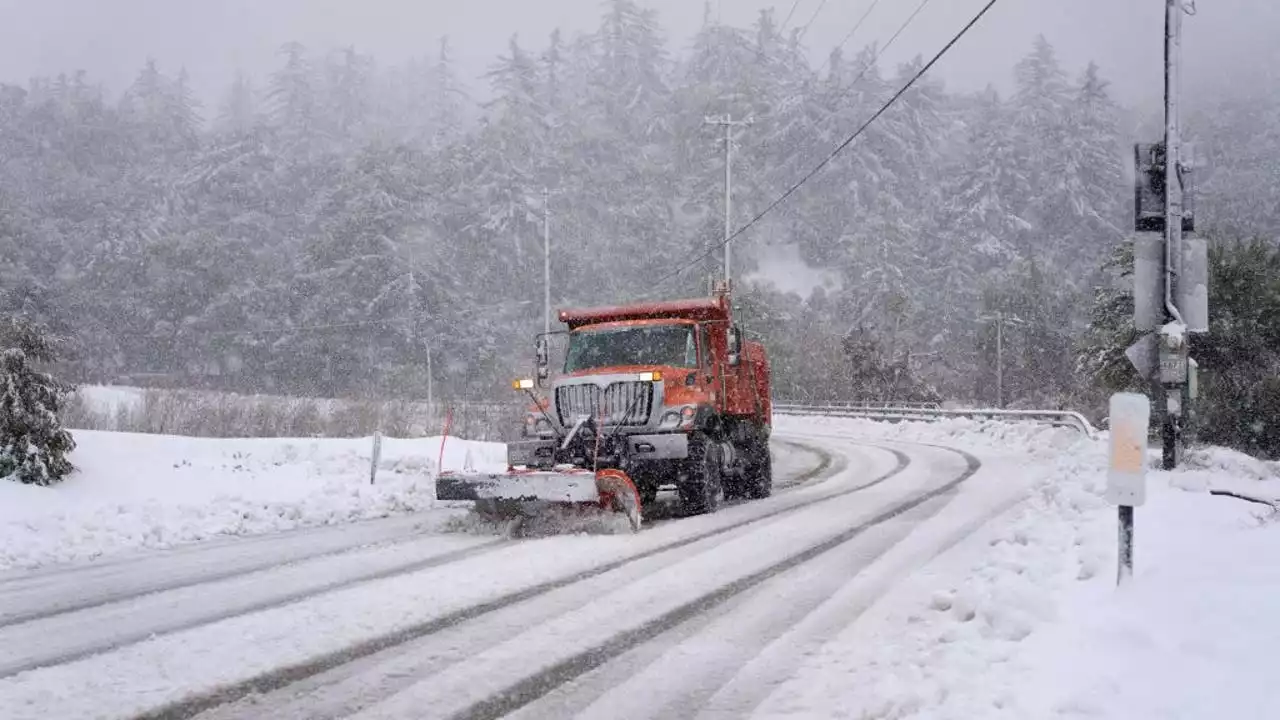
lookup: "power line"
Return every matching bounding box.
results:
[182,299,537,340]
[648,0,1000,293]
[752,0,928,214]
[815,0,931,86]
[833,0,884,56]
[779,0,805,32]
[200,316,417,338]
[795,0,831,43]
[748,0,933,191]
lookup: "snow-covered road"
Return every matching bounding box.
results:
[0,428,1033,720]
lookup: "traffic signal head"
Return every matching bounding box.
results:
[1134,142,1166,233]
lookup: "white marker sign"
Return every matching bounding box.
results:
[1106,392,1150,506]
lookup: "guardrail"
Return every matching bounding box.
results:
[774,403,1099,438]
[775,400,943,411]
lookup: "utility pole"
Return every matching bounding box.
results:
[542,186,551,337]
[1130,0,1207,472]
[704,114,752,293]
[1161,0,1187,470]
[425,337,433,409]
[405,267,433,410]
[977,311,1026,409]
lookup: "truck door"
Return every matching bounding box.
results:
[723,324,752,417]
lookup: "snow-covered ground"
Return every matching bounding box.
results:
[761,416,1280,720]
[0,430,506,572]
[4,413,1276,720]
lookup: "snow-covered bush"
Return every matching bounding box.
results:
[0,316,76,485]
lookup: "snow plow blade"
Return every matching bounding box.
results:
[437,466,642,532]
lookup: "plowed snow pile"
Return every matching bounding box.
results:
[762,416,1280,720]
[0,430,505,571]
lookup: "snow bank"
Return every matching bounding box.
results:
[0,430,506,572]
[1033,476,1280,720]
[775,413,1088,460]
[758,415,1280,720]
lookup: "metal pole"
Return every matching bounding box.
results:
[1164,0,1184,317]
[1162,0,1186,470]
[1118,505,1134,584]
[996,312,1004,409]
[425,337,433,409]
[704,114,752,293]
[723,117,732,289]
[543,186,551,337]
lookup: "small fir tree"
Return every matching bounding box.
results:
[0,316,76,486]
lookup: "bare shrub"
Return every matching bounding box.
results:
[65,385,524,441]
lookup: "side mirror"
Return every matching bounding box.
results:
[727,326,742,367]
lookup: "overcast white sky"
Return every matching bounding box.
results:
[0,0,1273,110]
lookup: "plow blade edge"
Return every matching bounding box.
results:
[436,467,642,532]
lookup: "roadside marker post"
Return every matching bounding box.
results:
[370,430,383,485]
[1106,392,1151,585]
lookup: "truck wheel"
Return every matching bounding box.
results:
[744,438,773,499]
[680,439,722,516]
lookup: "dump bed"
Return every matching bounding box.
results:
[558,296,730,330]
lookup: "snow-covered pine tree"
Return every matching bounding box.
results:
[1060,62,1125,278]
[267,42,318,152]
[321,46,375,143]
[216,72,259,135]
[1072,238,1146,418]
[427,37,469,151]
[1010,35,1071,264]
[0,315,76,486]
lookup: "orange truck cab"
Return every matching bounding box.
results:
[508,289,772,515]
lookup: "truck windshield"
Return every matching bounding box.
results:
[564,324,698,372]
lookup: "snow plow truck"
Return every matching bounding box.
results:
[436,286,773,531]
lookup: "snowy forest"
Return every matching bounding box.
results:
[2,2,1279,427]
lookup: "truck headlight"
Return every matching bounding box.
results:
[658,405,697,430]
[524,414,554,437]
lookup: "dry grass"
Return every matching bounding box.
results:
[62,386,522,441]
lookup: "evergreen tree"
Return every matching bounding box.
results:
[1192,239,1280,457]
[322,46,375,142]
[1010,36,1072,265]
[267,42,317,149]
[0,316,76,486]
[6,13,1277,411]
[428,37,469,150]
[1074,239,1142,402]
[216,72,259,135]
[1060,62,1125,274]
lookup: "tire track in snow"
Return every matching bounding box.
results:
[510,443,989,720]
[0,513,470,628]
[2,437,826,631]
[0,537,508,679]
[770,437,833,490]
[128,439,878,720]
[179,438,845,720]
[0,438,830,687]
[440,444,981,720]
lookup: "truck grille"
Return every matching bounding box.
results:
[556,381,653,427]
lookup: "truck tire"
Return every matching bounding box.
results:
[743,436,773,499]
[680,438,722,515]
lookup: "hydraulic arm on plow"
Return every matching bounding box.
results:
[436,286,774,533]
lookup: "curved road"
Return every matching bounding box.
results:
[0,430,1007,720]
